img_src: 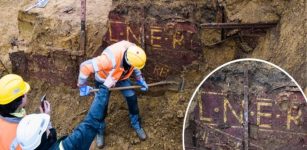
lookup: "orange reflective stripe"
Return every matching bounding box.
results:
[112,68,123,81]
[94,73,106,83]
[80,64,94,77]
[95,56,111,76]
[0,118,21,150]
[97,71,107,79]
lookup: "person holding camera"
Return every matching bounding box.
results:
[1,74,111,150]
[10,78,111,150]
[0,74,55,150]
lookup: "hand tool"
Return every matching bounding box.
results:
[90,77,185,93]
[25,0,49,12]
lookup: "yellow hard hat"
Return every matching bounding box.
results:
[126,45,147,69]
[0,74,30,105]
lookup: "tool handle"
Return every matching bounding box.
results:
[90,81,176,92]
[80,30,86,51]
[25,3,38,12]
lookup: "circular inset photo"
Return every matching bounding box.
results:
[183,59,307,150]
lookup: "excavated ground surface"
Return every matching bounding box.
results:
[0,0,306,149]
[25,78,194,149]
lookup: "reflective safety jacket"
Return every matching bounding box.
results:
[78,40,142,88]
[0,117,21,150]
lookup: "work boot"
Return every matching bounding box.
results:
[130,114,147,140]
[96,122,106,149]
[135,128,147,141]
[96,134,105,149]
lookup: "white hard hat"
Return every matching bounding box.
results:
[16,114,50,150]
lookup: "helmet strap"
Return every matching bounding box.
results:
[123,51,131,70]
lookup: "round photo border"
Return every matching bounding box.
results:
[182,58,307,149]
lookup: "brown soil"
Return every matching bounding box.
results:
[0,0,306,149]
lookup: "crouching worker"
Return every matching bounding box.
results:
[11,80,111,149]
[0,74,55,150]
[78,40,148,148]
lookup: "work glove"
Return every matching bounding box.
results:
[136,79,148,92]
[79,85,93,96]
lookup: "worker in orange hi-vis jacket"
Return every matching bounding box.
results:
[77,40,148,148]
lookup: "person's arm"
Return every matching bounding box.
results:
[60,86,109,150]
[77,59,97,96]
[134,69,148,91]
[39,101,53,135]
[78,59,95,87]
[103,69,117,88]
[133,68,142,80]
